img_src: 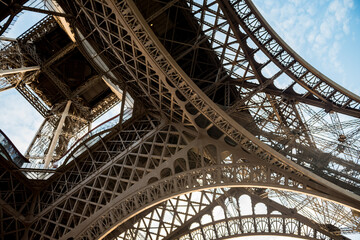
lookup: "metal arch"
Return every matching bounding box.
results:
[90,0,360,203]
[227,0,360,117]
[178,217,334,240]
[172,192,341,240]
[112,188,343,240]
[27,117,193,239]
[173,0,360,189]
[59,0,310,186]
[16,114,357,239]
[88,179,353,239]
[69,134,359,239]
[152,0,359,117]
[1,0,360,239]
[26,0,358,237]
[150,0,360,189]
[170,0,360,189]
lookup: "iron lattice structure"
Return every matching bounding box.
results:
[1,0,360,239]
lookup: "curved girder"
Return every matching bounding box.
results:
[169,0,360,191]
[109,188,345,240]
[52,130,358,239]
[10,114,354,239]
[1,0,360,239]
[96,0,360,202]
[38,0,359,238]
[48,0,360,197]
[229,0,360,117]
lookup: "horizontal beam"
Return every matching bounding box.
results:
[236,81,360,118]
[0,36,17,42]
[14,4,73,18]
[44,100,72,168]
[0,66,40,77]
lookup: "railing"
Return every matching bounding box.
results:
[17,15,58,43]
[0,129,29,167]
[54,108,133,167]
[0,16,56,52]
[0,108,132,179]
[233,0,360,116]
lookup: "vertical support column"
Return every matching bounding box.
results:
[88,121,92,132]
[44,100,71,168]
[24,118,47,158]
[102,75,129,125]
[119,87,127,125]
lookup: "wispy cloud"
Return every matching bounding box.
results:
[253,0,355,83]
[0,89,43,153]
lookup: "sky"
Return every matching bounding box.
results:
[0,1,360,239]
[252,0,360,95]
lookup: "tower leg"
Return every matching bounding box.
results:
[119,87,127,125]
[44,100,71,168]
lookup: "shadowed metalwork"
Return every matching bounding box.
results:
[0,0,360,239]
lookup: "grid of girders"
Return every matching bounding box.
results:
[1,0,360,239]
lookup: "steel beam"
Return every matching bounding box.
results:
[44,100,71,168]
[14,4,73,18]
[0,66,40,77]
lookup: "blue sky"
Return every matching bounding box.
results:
[253,0,360,95]
[0,11,44,153]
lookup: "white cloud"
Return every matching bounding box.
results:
[0,89,43,153]
[253,0,354,83]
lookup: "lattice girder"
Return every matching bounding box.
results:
[26,115,194,239]
[0,112,159,239]
[65,129,358,239]
[0,16,58,117]
[26,0,358,237]
[106,180,352,240]
[169,0,360,190]
[108,188,344,240]
[227,0,360,117]
[1,0,360,239]
[48,0,356,195]
[66,0,359,200]
[0,152,35,240]
[0,112,353,239]
[163,189,344,240]
[33,114,161,213]
[65,0,193,127]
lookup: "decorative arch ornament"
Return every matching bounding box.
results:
[110,188,347,240]
[69,132,358,239]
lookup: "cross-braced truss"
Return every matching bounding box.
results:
[110,188,347,240]
[1,0,360,239]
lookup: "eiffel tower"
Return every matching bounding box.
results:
[1,0,360,239]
